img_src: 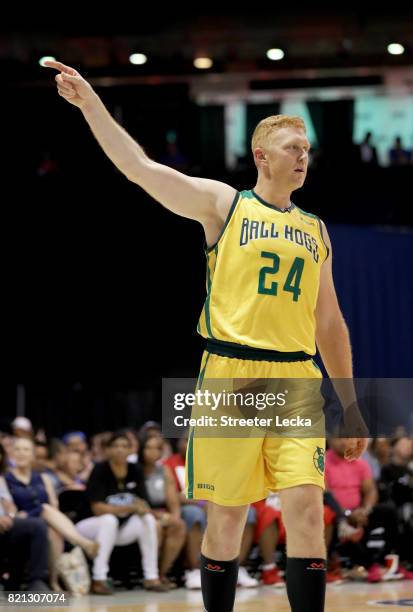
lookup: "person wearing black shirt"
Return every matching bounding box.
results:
[380,436,413,567]
[75,432,169,594]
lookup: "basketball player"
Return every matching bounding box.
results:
[45,60,368,612]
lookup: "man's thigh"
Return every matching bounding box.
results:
[186,435,267,506]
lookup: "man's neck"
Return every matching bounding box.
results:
[253,180,292,210]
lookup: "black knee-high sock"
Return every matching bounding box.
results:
[286,557,326,612]
[200,553,239,612]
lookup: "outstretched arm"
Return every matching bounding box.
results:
[44,61,235,230]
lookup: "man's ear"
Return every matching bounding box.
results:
[254,148,267,163]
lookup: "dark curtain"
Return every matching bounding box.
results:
[199,106,225,171]
[307,99,357,167]
[322,224,413,377]
[246,102,281,146]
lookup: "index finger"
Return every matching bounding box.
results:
[43,60,79,76]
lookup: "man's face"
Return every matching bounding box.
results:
[255,127,310,190]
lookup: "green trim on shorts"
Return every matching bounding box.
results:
[187,353,211,499]
[187,427,195,500]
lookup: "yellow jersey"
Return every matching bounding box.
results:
[197,189,329,355]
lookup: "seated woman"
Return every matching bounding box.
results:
[0,442,50,592]
[5,437,98,591]
[75,432,169,594]
[139,434,187,588]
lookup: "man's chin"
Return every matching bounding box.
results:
[291,177,306,190]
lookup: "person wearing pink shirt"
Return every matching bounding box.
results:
[325,439,376,513]
[326,438,401,582]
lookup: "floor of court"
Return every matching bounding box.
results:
[2,581,412,611]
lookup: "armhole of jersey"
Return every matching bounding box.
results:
[317,218,330,262]
[205,190,240,254]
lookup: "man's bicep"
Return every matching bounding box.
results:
[315,223,342,329]
[130,159,236,223]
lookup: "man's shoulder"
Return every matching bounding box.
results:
[295,205,321,221]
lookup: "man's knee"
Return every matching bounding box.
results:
[285,503,324,538]
[205,505,248,544]
[282,488,324,535]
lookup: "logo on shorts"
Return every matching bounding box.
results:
[197,483,215,491]
[313,446,325,475]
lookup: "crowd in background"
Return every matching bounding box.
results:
[1,416,412,595]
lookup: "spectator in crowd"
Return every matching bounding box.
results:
[389,136,412,166]
[0,425,14,468]
[0,443,51,592]
[33,441,49,473]
[138,421,162,440]
[359,132,378,166]
[75,432,169,594]
[364,438,391,481]
[58,450,86,491]
[43,439,69,494]
[139,434,187,588]
[11,417,33,440]
[138,421,173,460]
[4,437,98,591]
[62,431,94,482]
[90,432,112,463]
[326,437,400,582]
[118,428,139,463]
[380,436,413,565]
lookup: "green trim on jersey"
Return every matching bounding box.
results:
[205,191,240,254]
[297,206,330,260]
[317,218,330,260]
[296,206,319,220]
[204,246,218,338]
[251,189,296,213]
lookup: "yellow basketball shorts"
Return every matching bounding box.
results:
[185,348,326,506]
